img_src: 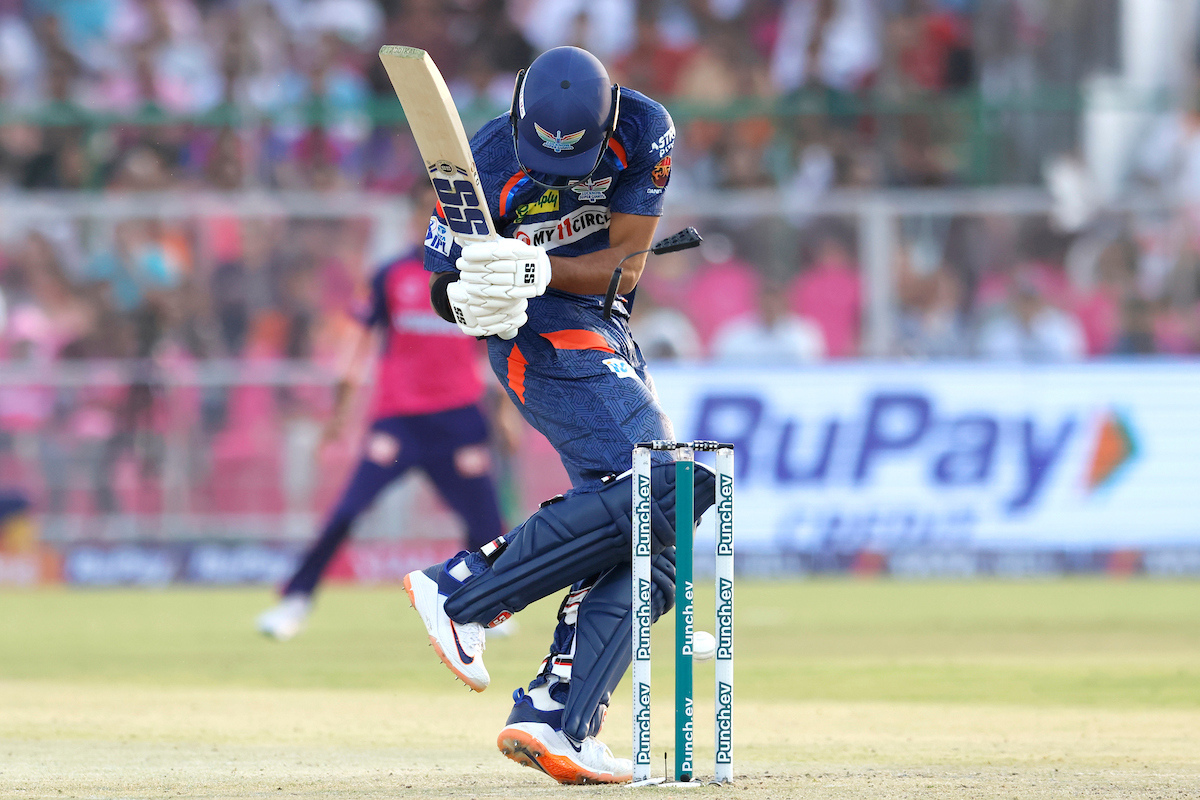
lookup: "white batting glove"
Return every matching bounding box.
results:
[457,239,551,300]
[447,280,526,339]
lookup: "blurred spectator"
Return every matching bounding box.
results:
[7,231,95,358]
[712,279,826,363]
[209,218,284,357]
[975,271,1086,361]
[894,266,969,358]
[614,12,696,98]
[678,233,760,351]
[1073,237,1137,356]
[879,0,974,94]
[676,22,777,189]
[517,0,636,61]
[1110,295,1156,356]
[769,0,881,94]
[789,228,861,357]
[85,218,180,314]
[447,0,534,112]
[0,9,41,108]
[1133,91,1200,202]
[630,287,703,362]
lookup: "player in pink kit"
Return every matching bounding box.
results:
[257,185,506,641]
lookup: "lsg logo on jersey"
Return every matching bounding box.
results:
[571,177,612,201]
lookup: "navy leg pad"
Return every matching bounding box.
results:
[444,462,712,625]
[560,549,675,742]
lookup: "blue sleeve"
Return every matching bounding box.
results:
[363,267,389,328]
[610,101,675,217]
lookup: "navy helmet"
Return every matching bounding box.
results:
[510,47,620,187]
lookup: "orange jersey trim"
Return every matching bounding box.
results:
[498,172,525,217]
[608,138,628,169]
[542,329,615,353]
[507,345,528,403]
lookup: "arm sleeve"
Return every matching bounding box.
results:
[610,101,675,217]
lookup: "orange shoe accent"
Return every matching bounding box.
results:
[403,573,487,692]
[541,329,615,353]
[506,345,527,403]
[497,728,629,785]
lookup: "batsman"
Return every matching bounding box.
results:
[403,46,716,784]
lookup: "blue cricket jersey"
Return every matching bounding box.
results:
[423,87,678,487]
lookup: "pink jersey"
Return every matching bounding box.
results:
[364,253,486,418]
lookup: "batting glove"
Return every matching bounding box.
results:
[447,280,526,339]
[457,239,551,300]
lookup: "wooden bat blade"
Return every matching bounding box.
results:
[378,45,497,244]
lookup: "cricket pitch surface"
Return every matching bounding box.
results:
[2,581,1199,799]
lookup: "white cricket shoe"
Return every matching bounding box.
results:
[497,721,632,785]
[403,568,489,691]
[256,594,312,641]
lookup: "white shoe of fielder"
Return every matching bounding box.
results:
[403,567,489,691]
[497,721,632,785]
[256,594,312,641]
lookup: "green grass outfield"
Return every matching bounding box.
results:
[2,580,1199,798]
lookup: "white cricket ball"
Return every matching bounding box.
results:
[692,630,716,662]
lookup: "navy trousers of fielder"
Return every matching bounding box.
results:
[284,405,503,596]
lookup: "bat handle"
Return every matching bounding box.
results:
[497,328,518,340]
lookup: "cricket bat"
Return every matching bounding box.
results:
[378,45,497,245]
[378,45,518,339]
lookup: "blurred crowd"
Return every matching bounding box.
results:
[0,0,1120,193]
[0,0,1196,375]
[632,209,1200,364]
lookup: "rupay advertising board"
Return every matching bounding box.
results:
[652,363,1200,557]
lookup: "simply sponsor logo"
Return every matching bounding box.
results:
[513,205,610,250]
[715,577,734,660]
[513,189,559,222]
